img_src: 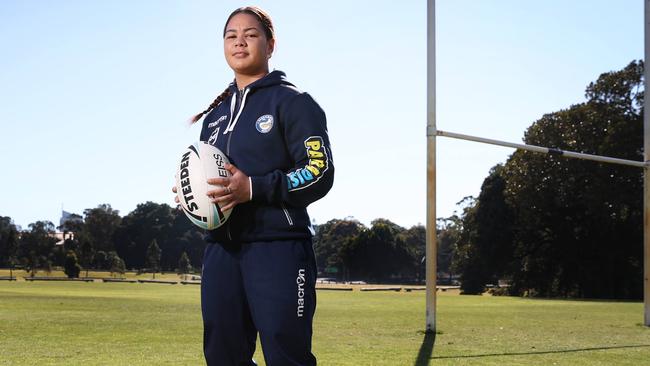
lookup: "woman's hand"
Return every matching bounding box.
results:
[172,186,180,204]
[206,163,251,212]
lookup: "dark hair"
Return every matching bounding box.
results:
[188,87,232,124]
[223,6,274,41]
[189,7,275,124]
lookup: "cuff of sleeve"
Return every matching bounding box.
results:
[250,176,266,203]
[248,177,253,201]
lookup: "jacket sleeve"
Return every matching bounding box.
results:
[250,93,334,208]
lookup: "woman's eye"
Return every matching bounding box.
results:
[246,34,258,38]
[226,35,236,39]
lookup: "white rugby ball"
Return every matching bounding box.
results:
[175,142,232,230]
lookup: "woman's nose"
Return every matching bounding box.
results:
[234,35,246,47]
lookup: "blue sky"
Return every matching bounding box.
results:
[0,0,643,230]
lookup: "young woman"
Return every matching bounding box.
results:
[176,6,334,366]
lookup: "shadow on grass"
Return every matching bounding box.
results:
[430,344,650,360]
[522,296,644,304]
[414,331,436,366]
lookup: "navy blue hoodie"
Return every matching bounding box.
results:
[200,70,334,243]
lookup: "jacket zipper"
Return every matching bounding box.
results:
[281,204,294,226]
[226,126,233,155]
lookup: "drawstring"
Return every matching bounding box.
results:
[222,93,238,134]
[222,88,250,134]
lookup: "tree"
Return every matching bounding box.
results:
[177,251,193,279]
[64,251,81,278]
[436,217,460,284]
[146,239,162,279]
[109,201,206,271]
[79,238,94,278]
[398,224,426,282]
[501,60,644,298]
[6,229,19,279]
[344,219,410,282]
[113,202,175,270]
[166,208,206,272]
[108,251,126,277]
[453,165,514,294]
[19,221,57,277]
[83,204,121,253]
[0,216,19,278]
[451,197,484,294]
[312,218,365,280]
[93,250,108,270]
[57,213,84,264]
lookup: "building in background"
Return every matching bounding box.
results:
[54,210,82,245]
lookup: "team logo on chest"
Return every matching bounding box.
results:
[255,114,274,133]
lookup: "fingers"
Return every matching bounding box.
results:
[206,185,231,198]
[210,190,232,202]
[212,193,235,211]
[206,163,246,212]
[174,195,180,204]
[172,186,177,193]
[211,193,235,212]
[225,163,238,174]
[219,201,236,212]
[207,177,229,186]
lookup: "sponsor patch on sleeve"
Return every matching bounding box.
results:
[287,136,329,191]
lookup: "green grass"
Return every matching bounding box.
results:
[0,282,649,365]
[0,269,191,280]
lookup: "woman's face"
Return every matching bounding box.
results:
[224,13,274,78]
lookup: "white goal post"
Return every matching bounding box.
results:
[425,0,650,333]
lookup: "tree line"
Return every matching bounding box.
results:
[313,218,430,283]
[0,202,205,278]
[0,202,433,282]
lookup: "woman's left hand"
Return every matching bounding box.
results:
[206,163,251,212]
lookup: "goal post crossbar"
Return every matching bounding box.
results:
[434,129,649,169]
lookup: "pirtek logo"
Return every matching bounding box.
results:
[296,268,306,317]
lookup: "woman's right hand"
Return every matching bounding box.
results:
[172,186,180,204]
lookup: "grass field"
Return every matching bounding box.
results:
[1,281,649,365]
[0,269,192,281]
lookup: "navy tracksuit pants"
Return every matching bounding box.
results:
[201,239,317,366]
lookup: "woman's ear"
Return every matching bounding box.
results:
[267,38,275,59]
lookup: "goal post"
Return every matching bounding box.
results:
[426,0,650,332]
[643,0,650,327]
[425,0,437,334]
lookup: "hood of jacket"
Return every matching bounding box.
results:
[228,70,295,94]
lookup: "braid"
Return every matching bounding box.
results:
[189,86,233,124]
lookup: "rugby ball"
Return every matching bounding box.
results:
[175,142,232,230]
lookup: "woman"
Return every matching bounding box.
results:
[176,6,334,366]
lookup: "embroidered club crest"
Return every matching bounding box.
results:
[255,114,274,133]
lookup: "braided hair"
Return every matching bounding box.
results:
[189,87,232,124]
[189,6,274,124]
